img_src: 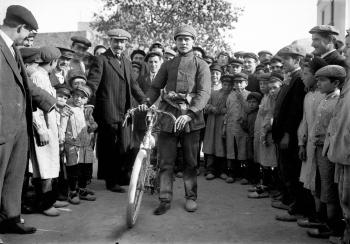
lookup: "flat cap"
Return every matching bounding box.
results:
[247,92,262,103]
[210,64,223,73]
[234,51,245,57]
[256,73,271,81]
[4,5,38,31]
[315,65,346,78]
[255,64,266,71]
[71,36,91,48]
[57,47,75,59]
[145,51,163,62]
[309,25,339,36]
[174,25,197,40]
[233,73,248,81]
[269,70,284,83]
[74,84,92,98]
[20,47,42,64]
[107,29,131,40]
[243,52,259,62]
[56,84,71,98]
[39,46,61,63]
[258,50,272,57]
[193,46,206,57]
[131,49,146,59]
[229,58,244,66]
[164,48,176,56]
[270,56,283,63]
[132,61,142,69]
[68,69,87,83]
[277,44,306,57]
[221,74,234,83]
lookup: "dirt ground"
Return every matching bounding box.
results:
[2,175,328,244]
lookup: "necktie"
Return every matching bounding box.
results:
[12,44,22,73]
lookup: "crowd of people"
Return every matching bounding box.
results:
[2,4,350,244]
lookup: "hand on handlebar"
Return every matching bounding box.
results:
[175,115,192,131]
[138,104,149,112]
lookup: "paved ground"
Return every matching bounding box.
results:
[2,175,328,244]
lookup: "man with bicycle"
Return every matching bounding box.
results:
[144,25,211,215]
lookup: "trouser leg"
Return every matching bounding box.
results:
[182,131,200,201]
[158,132,177,203]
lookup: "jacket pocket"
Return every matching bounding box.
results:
[0,105,5,144]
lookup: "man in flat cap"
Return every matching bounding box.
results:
[271,44,312,222]
[258,50,273,63]
[143,24,210,215]
[50,47,75,89]
[310,25,347,70]
[0,5,59,234]
[87,28,147,193]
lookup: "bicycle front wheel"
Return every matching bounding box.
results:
[126,149,149,228]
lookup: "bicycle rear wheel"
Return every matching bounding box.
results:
[126,149,149,228]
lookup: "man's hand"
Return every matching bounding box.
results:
[38,131,50,146]
[298,146,307,161]
[279,133,290,149]
[55,104,73,117]
[175,115,192,131]
[138,104,149,112]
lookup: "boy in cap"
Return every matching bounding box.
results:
[258,50,273,63]
[210,64,223,91]
[20,47,42,76]
[270,56,284,72]
[224,73,250,183]
[50,47,75,89]
[60,84,98,204]
[227,58,243,75]
[203,74,233,181]
[217,51,230,67]
[193,46,206,59]
[22,31,36,48]
[305,65,344,239]
[143,24,210,215]
[30,46,67,217]
[271,44,312,221]
[164,48,177,61]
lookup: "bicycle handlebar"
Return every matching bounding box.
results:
[122,106,177,132]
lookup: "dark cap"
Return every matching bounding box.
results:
[193,46,206,58]
[269,70,284,83]
[4,5,38,30]
[74,84,92,98]
[71,36,91,48]
[315,65,346,79]
[93,45,106,55]
[132,61,142,70]
[210,64,223,73]
[243,52,259,62]
[56,84,71,98]
[270,55,283,63]
[221,74,234,83]
[247,92,262,103]
[277,44,306,57]
[57,47,75,59]
[20,47,42,64]
[256,73,271,81]
[68,69,87,84]
[233,73,248,82]
[39,46,61,63]
[131,49,146,60]
[229,58,244,66]
[107,29,131,40]
[258,50,272,57]
[309,25,339,36]
[144,51,163,62]
[174,25,197,40]
[255,64,266,72]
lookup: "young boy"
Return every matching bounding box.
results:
[224,73,250,183]
[210,64,223,91]
[203,74,233,181]
[308,65,345,239]
[60,84,98,204]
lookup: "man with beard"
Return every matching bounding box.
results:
[50,47,75,88]
[87,29,147,193]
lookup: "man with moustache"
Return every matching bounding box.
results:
[87,29,147,193]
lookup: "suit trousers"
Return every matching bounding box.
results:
[0,126,28,222]
[158,130,200,203]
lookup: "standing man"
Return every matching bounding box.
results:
[145,25,211,215]
[0,5,57,233]
[87,29,147,193]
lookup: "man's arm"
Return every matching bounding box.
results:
[87,56,103,95]
[27,76,56,113]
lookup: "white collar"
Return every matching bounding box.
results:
[0,29,14,56]
[321,49,336,59]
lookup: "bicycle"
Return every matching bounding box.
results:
[123,106,176,228]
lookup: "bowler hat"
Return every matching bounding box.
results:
[3,5,38,30]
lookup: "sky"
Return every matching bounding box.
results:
[0,0,318,54]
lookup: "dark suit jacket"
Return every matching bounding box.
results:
[323,50,348,69]
[272,69,306,143]
[87,48,147,129]
[0,35,56,145]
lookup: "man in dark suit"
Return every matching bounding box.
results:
[310,25,348,72]
[0,5,58,234]
[87,29,147,193]
[271,44,312,222]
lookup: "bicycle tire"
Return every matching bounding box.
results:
[126,149,149,228]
